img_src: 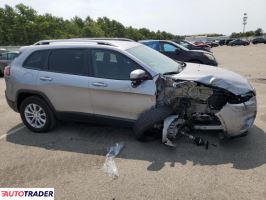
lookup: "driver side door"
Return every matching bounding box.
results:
[160,42,181,61]
[88,49,157,120]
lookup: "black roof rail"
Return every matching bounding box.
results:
[33,39,118,47]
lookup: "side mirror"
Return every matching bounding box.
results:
[130,69,147,88]
[175,49,180,54]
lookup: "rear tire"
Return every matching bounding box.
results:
[20,96,56,133]
[133,106,173,142]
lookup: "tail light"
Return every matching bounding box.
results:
[4,65,10,77]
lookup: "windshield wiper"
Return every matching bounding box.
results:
[163,71,178,75]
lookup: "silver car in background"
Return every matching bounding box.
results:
[4,39,257,144]
[0,51,19,76]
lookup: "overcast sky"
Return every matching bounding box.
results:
[1,0,266,35]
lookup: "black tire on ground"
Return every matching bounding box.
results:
[133,106,174,142]
[20,96,56,133]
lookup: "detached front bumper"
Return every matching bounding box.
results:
[215,96,257,137]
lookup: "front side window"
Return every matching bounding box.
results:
[23,50,49,69]
[91,49,139,80]
[48,49,86,75]
[162,43,177,52]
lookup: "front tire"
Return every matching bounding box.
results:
[20,96,56,132]
[133,106,173,142]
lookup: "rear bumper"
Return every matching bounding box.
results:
[5,91,18,112]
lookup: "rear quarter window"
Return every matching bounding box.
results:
[23,50,49,69]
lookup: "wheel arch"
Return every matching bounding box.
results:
[16,90,56,113]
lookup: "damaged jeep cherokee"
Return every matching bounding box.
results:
[5,39,257,145]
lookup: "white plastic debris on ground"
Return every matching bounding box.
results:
[103,142,124,178]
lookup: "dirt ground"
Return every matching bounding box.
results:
[0,45,266,200]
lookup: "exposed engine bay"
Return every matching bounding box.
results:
[154,75,256,148]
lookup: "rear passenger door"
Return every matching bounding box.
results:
[36,49,93,113]
[88,49,156,120]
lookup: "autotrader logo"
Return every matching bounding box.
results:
[0,188,54,199]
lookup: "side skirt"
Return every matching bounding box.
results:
[55,112,136,128]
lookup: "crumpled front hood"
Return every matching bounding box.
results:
[171,63,254,95]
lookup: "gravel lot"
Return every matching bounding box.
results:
[0,45,266,200]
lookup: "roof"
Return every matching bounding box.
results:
[32,38,140,50]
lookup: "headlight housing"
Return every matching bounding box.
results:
[204,53,215,61]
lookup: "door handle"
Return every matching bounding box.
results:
[40,76,53,81]
[92,82,107,87]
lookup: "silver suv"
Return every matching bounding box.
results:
[5,39,257,143]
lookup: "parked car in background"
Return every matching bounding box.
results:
[193,41,212,49]
[225,39,234,45]
[252,37,266,44]
[218,40,226,46]
[174,40,211,52]
[0,48,7,54]
[228,39,250,46]
[206,41,219,47]
[5,39,256,142]
[140,40,217,66]
[0,51,19,76]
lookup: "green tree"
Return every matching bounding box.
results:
[255,28,263,36]
[0,3,184,45]
[82,21,105,37]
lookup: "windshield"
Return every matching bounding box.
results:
[172,42,189,51]
[183,40,194,46]
[127,45,182,74]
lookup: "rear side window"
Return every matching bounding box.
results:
[143,42,160,51]
[23,50,49,69]
[48,49,86,75]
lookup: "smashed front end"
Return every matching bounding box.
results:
[156,75,257,145]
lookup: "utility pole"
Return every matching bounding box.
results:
[243,13,248,33]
